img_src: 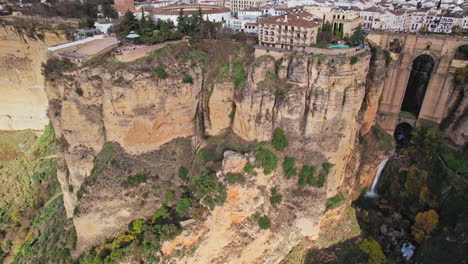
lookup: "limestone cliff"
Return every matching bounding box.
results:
[44,41,379,260]
[233,54,370,198]
[441,81,467,149]
[0,25,67,130]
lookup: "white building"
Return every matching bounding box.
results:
[150,5,231,25]
[261,5,291,17]
[136,1,174,10]
[359,7,383,29]
[225,18,258,33]
[95,20,114,34]
[238,7,262,20]
[226,0,267,13]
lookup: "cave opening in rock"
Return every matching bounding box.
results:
[400,54,435,119]
[394,122,413,155]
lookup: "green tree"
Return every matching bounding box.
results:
[411,126,446,164]
[243,161,257,175]
[122,11,138,34]
[271,128,288,151]
[350,25,365,46]
[360,237,386,264]
[177,9,189,35]
[269,188,282,207]
[255,148,278,175]
[102,4,118,19]
[412,209,439,244]
[258,216,271,229]
[153,204,170,223]
[178,167,188,181]
[225,173,246,185]
[155,66,168,79]
[282,157,297,178]
[298,165,316,187]
[175,198,191,214]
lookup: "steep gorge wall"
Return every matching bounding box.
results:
[45,43,389,260]
[233,54,371,198]
[0,25,67,130]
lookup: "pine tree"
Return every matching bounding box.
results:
[122,11,138,35]
[177,9,188,35]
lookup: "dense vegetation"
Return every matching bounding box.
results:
[0,124,76,263]
[271,128,288,151]
[353,126,467,264]
[42,58,77,81]
[454,44,468,60]
[120,8,221,45]
[79,204,183,263]
[255,147,278,175]
[282,156,297,178]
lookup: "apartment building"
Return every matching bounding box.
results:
[258,11,321,50]
[226,0,267,12]
[303,6,364,38]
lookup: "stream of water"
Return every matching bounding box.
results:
[365,157,391,198]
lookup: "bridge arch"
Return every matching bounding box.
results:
[400,54,435,119]
[409,50,439,72]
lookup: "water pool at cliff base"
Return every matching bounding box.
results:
[330,45,349,49]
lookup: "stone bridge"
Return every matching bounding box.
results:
[368,33,468,132]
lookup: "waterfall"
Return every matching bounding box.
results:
[365,157,390,198]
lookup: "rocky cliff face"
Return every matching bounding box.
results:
[233,54,370,197]
[44,41,385,260]
[0,25,67,130]
[441,82,467,150]
[45,59,202,253]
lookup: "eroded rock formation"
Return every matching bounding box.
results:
[44,45,377,257]
[0,25,67,130]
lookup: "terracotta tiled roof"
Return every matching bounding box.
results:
[363,7,380,12]
[260,11,321,28]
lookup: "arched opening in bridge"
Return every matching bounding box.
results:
[400,54,434,119]
[454,44,468,60]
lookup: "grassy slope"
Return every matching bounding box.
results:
[0,124,76,263]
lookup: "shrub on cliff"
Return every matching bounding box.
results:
[272,128,288,151]
[154,66,168,79]
[360,237,386,264]
[298,165,316,187]
[126,171,147,187]
[269,187,282,207]
[42,58,76,81]
[410,126,446,165]
[182,74,193,84]
[175,198,191,214]
[75,88,83,96]
[243,161,257,175]
[178,167,189,181]
[190,169,226,210]
[412,209,439,244]
[282,157,297,178]
[225,173,246,185]
[455,66,468,85]
[317,162,333,188]
[350,56,358,64]
[257,216,271,229]
[255,147,278,175]
[383,50,392,66]
[326,192,345,211]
